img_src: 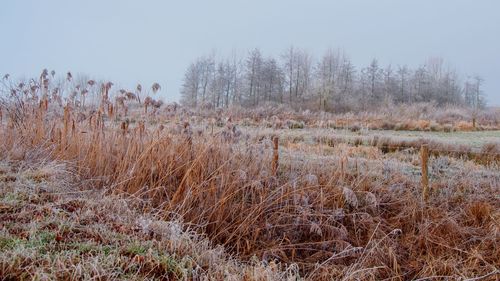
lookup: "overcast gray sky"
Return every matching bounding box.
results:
[1,0,499,105]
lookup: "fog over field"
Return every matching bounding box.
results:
[1,0,499,105]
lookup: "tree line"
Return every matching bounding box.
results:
[180,47,485,112]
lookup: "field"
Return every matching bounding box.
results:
[1,79,499,280]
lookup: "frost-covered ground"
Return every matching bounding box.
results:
[242,127,500,149]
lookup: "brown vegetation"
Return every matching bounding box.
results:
[0,72,499,280]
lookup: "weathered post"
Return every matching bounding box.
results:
[121,121,128,137]
[272,136,279,176]
[421,144,429,201]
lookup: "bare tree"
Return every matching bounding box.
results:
[245,48,263,106]
[180,49,484,111]
[315,49,341,111]
[181,62,202,107]
[396,65,410,103]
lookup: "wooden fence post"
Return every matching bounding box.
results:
[121,121,128,136]
[421,144,429,201]
[272,136,279,176]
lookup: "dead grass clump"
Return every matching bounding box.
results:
[285,119,305,129]
[443,124,454,132]
[394,122,410,131]
[456,121,475,131]
[434,106,470,124]
[465,201,493,226]
[478,142,500,164]
[376,136,393,153]
[429,121,442,131]
[380,121,395,130]
[349,124,361,132]
[415,119,431,131]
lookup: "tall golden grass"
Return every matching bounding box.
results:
[1,74,499,280]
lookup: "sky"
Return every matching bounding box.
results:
[1,0,499,105]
